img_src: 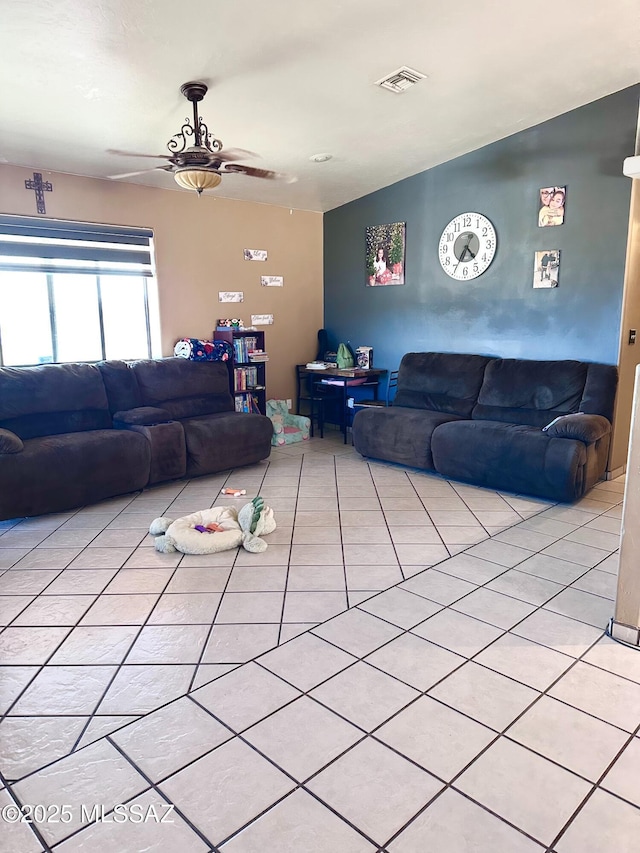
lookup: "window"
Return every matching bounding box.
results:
[0,215,158,367]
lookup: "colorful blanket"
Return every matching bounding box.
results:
[174,338,232,362]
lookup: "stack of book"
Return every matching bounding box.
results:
[248,349,269,363]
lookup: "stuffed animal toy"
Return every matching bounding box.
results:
[149,496,276,555]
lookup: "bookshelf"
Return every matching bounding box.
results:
[214,328,268,415]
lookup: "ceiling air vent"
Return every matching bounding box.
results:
[375,66,426,93]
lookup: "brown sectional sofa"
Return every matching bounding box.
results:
[0,358,273,520]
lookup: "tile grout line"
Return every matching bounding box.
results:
[0,778,55,852]
[275,453,305,643]
[543,718,640,851]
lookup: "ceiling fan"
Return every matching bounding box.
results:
[108,81,293,195]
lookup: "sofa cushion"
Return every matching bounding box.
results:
[0,429,150,520]
[352,406,464,470]
[393,353,494,417]
[129,358,233,419]
[473,358,588,427]
[0,428,24,454]
[431,420,588,502]
[0,363,111,439]
[181,412,273,477]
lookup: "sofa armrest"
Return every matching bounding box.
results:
[113,407,172,426]
[0,428,24,454]
[542,413,611,442]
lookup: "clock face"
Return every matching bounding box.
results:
[438,212,497,280]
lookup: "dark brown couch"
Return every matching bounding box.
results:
[352,352,618,502]
[0,358,273,520]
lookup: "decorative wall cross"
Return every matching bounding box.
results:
[24,172,53,214]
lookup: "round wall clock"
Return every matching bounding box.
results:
[438,212,497,280]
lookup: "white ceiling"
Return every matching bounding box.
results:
[1,0,639,212]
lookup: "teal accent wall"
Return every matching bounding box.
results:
[323,85,639,376]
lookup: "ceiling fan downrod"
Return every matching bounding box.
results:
[167,81,223,157]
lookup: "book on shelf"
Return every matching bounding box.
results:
[229,336,260,363]
[233,366,260,391]
[234,393,262,414]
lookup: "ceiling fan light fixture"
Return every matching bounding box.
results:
[174,167,222,195]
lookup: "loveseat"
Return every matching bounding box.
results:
[352,352,618,502]
[0,358,273,520]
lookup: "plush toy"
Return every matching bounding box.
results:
[149,496,276,555]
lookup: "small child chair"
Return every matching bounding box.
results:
[266,399,311,446]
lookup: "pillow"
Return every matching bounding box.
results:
[542,413,610,443]
[0,428,24,454]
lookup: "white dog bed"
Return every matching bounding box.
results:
[149,497,276,554]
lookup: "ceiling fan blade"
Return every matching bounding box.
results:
[109,147,257,163]
[215,147,259,162]
[107,149,169,160]
[107,166,169,179]
[222,164,296,182]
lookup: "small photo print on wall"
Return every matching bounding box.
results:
[244,248,268,261]
[261,276,283,287]
[366,222,405,286]
[538,186,566,227]
[219,291,244,303]
[533,250,560,288]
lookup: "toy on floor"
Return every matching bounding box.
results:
[266,399,310,446]
[149,496,276,555]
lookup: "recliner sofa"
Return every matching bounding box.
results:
[0,358,273,520]
[352,352,618,502]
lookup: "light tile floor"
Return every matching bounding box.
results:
[1,430,638,851]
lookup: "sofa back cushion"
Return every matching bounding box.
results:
[0,363,111,439]
[97,360,142,414]
[129,358,233,419]
[580,363,618,423]
[473,358,591,427]
[393,352,494,417]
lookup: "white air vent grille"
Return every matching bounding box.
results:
[375,66,427,93]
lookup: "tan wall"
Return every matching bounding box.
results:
[611,181,640,472]
[0,164,324,403]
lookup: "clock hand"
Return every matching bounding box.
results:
[453,234,473,274]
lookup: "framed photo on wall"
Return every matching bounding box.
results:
[365,222,406,286]
[538,186,566,227]
[533,250,560,288]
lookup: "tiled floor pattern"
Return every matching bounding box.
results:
[1,431,638,851]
